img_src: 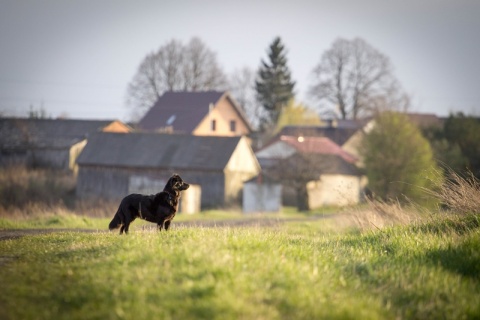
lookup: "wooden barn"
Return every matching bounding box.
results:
[76,132,260,209]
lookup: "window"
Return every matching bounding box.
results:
[211,119,216,131]
[230,120,236,132]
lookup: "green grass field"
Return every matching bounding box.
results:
[0,211,479,320]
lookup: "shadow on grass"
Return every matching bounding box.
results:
[425,237,480,279]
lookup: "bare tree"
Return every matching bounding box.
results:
[228,66,264,130]
[126,37,227,120]
[309,37,405,120]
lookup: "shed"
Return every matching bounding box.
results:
[243,174,282,213]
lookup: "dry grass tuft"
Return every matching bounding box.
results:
[423,168,480,214]
[334,198,425,232]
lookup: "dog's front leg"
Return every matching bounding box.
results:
[164,220,171,231]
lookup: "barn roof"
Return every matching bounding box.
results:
[0,117,121,149]
[138,91,224,132]
[76,132,242,170]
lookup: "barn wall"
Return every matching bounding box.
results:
[0,149,30,167]
[32,148,69,170]
[76,166,227,209]
[76,166,130,200]
[179,170,225,208]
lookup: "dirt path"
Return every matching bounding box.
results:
[0,216,328,241]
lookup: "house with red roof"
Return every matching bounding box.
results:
[251,134,366,209]
[137,91,253,137]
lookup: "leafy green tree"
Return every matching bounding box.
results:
[421,123,468,174]
[443,112,480,177]
[255,37,295,129]
[361,111,441,203]
[274,99,322,134]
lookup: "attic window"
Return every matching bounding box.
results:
[211,119,216,131]
[230,120,236,132]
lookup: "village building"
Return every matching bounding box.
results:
[254,135,366,209]
[0,117,131,172]
[137,91,253,137]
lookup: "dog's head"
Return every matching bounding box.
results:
[167,174,189,192]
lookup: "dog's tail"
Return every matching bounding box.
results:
[109,211,122,230]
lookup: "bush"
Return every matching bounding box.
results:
[361,111,442,204]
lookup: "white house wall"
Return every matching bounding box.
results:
[307,174,363,208]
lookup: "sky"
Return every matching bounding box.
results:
[1,0,479,121]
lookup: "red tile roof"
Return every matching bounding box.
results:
[279,135,358,163]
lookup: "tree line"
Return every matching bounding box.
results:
[127,36,407,127]
[127,36,479,209]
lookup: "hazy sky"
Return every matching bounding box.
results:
[1,0,479,121]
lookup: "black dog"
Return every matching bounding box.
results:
[109,174,189,234]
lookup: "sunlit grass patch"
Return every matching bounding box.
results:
[1,213,479,319]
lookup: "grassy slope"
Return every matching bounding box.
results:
[0,214,479,320]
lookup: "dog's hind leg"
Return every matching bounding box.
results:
[123,222,131,234]
[157,220,164,231]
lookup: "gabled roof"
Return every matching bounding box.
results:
[0,118,124,149]
[256,135,357,164]
[76,132,243,170]
[138,91,252,133]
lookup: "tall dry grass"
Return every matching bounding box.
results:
[335,198,426,232]
[339,167,480,232]
[0,166,75,216]
[423,168,480,214]
[0,166,123,218]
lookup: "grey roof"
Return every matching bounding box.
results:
[275,124,363,146]
[138,91,225,132]
[0,118,118,149]
[76,132,242,170]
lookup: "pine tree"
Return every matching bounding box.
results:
[255,37,295,129]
